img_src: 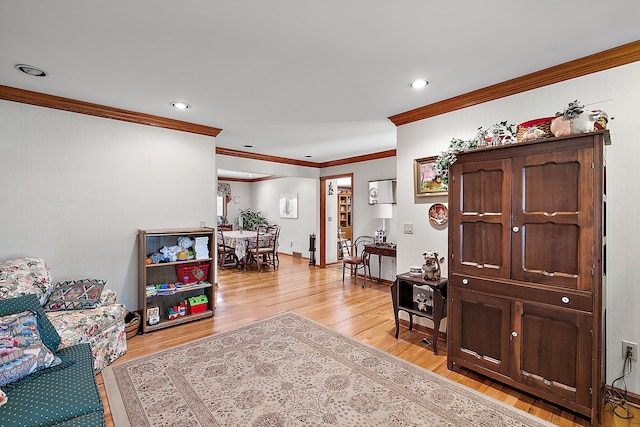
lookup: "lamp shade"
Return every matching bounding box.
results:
[374,203,393,219]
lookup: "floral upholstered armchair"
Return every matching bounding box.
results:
[0,257,127,372]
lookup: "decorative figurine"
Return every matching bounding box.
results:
[422,251,444,281]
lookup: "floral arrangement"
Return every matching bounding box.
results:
[235,208,268,231]
[435,121,516,187]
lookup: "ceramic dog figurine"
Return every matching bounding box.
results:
[422,251,444,281]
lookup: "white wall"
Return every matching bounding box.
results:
[395,61,640,391]
[0,101,216,311]
[322,156,398,281]
[217,177,318,257]
[220,180,253,228]
[253,177,318,256]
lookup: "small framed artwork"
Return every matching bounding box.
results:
[279,193,298,219]
[414,156,447,197]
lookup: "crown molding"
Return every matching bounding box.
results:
[0,85,222,137]
[317,149,397,168]
[218,175,285,183]
[216,146,396,169]
[216,147,320,168]
[389,40,640,126]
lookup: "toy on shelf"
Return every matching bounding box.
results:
[147,306,160,326]
[187,295,208,314]
[168,302,186,320]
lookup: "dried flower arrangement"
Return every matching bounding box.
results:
[435,121,516,187]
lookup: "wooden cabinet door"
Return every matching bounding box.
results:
[449,287,511,376]
[449,159,512,280]
[511,146,595,291]
[511,301,593,409]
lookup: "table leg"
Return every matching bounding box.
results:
[377,255,382,283]
[430,287,446,355]
[391,281,400,339]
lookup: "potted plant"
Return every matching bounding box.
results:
[236,208,268,231]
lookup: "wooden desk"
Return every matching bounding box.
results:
[391,273,447,355]
[363,244,396,283]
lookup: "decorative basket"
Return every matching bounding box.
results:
[516,117,555,143]
[124,311,141,340]
[175,262,210,284]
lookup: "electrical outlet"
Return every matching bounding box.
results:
[622,340,638,361]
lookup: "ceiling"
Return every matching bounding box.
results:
[2,1,640,167]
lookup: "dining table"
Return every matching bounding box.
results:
[222,230,275,266]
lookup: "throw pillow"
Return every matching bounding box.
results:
[0,310,62,386]
[0,294,61,352]
[0,257,54,306]
[45,279,106,311]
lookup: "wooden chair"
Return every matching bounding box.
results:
[341,235,374,288]
[217,230,238,269]
[218,224,233,231]
[266,224,281,269]
[247,224,274,271]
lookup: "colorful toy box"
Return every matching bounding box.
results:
[187,295,208,314]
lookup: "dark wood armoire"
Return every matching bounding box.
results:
[447,131,608,425]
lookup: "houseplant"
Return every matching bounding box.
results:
[236,208,268,231]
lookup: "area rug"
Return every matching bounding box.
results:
[103,312,554,426]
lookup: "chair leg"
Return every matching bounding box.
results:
[342,264,345,282]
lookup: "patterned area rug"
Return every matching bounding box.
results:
[103,312,554,426]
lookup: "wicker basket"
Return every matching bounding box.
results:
[124,311,141,340]
[516,117,555,143]
[176,262,210,284]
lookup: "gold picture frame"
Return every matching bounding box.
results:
[414,156,447,197]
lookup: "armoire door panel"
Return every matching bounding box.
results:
[520,151,581,214]
[450,287,510,376]
[450,159,511,279]
[511,147,594,291]
[520,223,580,287]
[511,301,593,407]
[459,222,504,274]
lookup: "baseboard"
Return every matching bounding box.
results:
[606,384,640,408]
[398,319,448,347]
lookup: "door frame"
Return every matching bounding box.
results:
[319,173,353,268]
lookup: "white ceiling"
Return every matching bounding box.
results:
[2,1,639,165]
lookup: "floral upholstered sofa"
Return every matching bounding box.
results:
[0,257,127,372]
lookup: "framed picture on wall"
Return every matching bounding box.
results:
[414,156,447,197]
[279,193,298,219]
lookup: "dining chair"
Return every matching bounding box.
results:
[341,235,374,288]
[247,223,273,271]
[217,229,238,269]
[266,224,281,269]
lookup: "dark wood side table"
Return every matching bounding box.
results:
[391,273,447,355]
[363,244,396,283]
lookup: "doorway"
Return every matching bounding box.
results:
[319,173,353,268]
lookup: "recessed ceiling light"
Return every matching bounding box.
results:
[15,64,48,77]
[171,102,190,110]
[409,79,429,89]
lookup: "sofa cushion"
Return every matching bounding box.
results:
[46,303,127,372]
[0,294,61,353]
[0,258,53,306]
[45,279,106,311]
[0,343,105,427]
[0,310,62,386]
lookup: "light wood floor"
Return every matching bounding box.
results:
[98,255,638,426]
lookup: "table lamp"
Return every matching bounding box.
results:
[374,203,393,244]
